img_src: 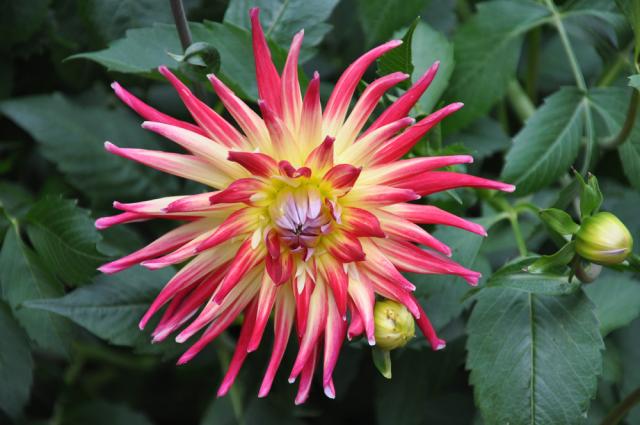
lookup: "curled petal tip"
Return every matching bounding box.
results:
[312,70,320,80]
[249,6,259,16]
[104,141,116,152]
[324,385,336,399]
[435,339,446,351]
[368,337,376,346]
[288,376,296,384]
[110,81,120,91]
[502,184,516,193]
[390,39,403,47]
[97,264,117,274]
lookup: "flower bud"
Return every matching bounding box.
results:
[575,212,633,265]
[374,300,415,350]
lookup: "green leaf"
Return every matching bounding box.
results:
[377,19,418,89]
[224,0,339,60]
[0,301,33,420]
[502,88,587,195]
[72,21,287,100]
[588,87,640,190]
[0,181,33,220]
[575,172,603,218]
[467,288,603,425]
[0,227,73,357]
[411,22,454,114]
[89,0,173,41]
[448,117,510,161]
[0,93,180,205]
[539,208,580,235]
[629,74,640,90]
[486,261,581,295]
[584,270,640,336]
[615,318,640,423]
[615,0,640,63]
[25,197,107,286]
[444,0,549,132]
[372,347,392,379]
[527,241,576,273]
[357,0,425,47]
[62,400,154,425]
[26,266,179,355]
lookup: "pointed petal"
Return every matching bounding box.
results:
[370,102,464,165]
[95,212,150,229]
[217,300,259,397]
[323,230,366,263]
[208,73,271,151]
[347,301,364,340]
[250,8,282,117]
[289,280,327,381]
[342,184,419,206]
[341,207,385,238]
[281,30,304,133]
[364,61,440,135]
[376,210,451,256]
[304,135,334,172]
[413,300,446,351]
[209,178,266,205]
[213,239,266,304]
[141,121,246,180]
[196,208,257,252]
[318,255,349,318]
[111,82,206,136]
[383,203,488,236]
[324,40,403,136]
[158,66,248,148]
[300,72,322,155]
[258,288,295,397]
[294,345,318,405]
[334,72,409,153]
[358,155,474,186]
[104,142,226,188]
[227,151,277,178]
[340,117,415,165]
[393,171,516,195]
[348,277,375,345]
[247,274,279,352]
[322,164,362,196]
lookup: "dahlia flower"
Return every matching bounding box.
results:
[96,8,514,403]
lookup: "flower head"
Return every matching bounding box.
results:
[97,8,514,404]
[575,212,633,265]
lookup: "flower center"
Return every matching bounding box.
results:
[269,186,332,252]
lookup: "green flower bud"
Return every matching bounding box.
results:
[374,300,415,350]
[575,212,633,265]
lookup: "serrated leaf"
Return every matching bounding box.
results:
[72,21,287,100]
[584,270,640,336]
[26,197,107,286]
[588,87,640,190]
[357,0,425,47]
[0,93,180,205]
[539,208,580,235]
[0,301,33,420]
[486,265,581,295]
[0,227,73,357]
[629,74,640,89]
[502,88,587,195]
[527,241,576,273]
[444,0,549,132]
[377,18,418,89]
[223,0,339,61]
[26,266,180,356]
[467,288,603,425]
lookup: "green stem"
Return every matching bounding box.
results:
[169,0,205,99]
[600,388,640,425]
[507,79,536,122]
[526,27,541,102]
[545,0,586,91]
[597,42,634,87]
[509,212,528,257]
[602,89,640,149]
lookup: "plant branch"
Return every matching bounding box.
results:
[169,0,205,99]
[545,0,586,91]
[509,212,528,257]
[602,89,640,149]
[507,79,536,122]
[600,388,640,425]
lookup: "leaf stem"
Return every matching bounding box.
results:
[600,387,640,425]
[526,27,541,102]
[545,0,586,91]
[507,79,536,122]
[509,212,528,257]
[602,89,639,149]
[169,0,205,99]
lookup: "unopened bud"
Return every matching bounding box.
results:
[575,212,633,265]
[374,300,415,350]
